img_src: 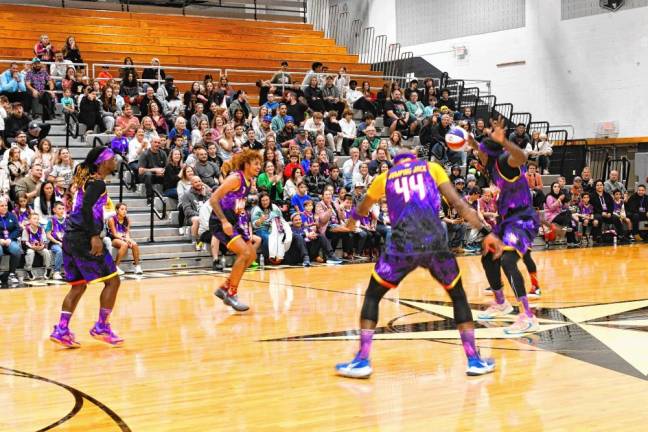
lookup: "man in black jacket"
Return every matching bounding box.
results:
[625,185,648,239]
[139,86,164,118]
[304,161,327,201]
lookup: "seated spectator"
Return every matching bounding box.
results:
[45,201,65,280]
[262,92,279,116]
[284,212,321,266]
[432,114,462,166]
[62,36,83,66]
[315,189,347,263]
[270,60,292,93]
[509,123,530,149]
[147,101,167,136]
[368,148,392,176]
[478,189,498,228]
[257,160,284,204]
[338,109,357,155]
[352,126,381,152]
[110,125,129,160]
[139,86,163,118]
[127,128,148,174]
[264,135,284,172]
[120,69,142,105]
[193,147,220,190]
[218,125,235,162]
[345,80,362,107]
[290,181,312,213]
[352,162,372,188]
[233,124,247,148]
[304,76,326,113]
[180,176,210,250]
[107,203,142,275]
[15,163,43,204]
[384,89,416,138]
[405,91,425,125]
[191,103,209,131]
[283,166,303,201]
[435,88,456,111]
[321,75,344,116]
[228,90,253,124]
[0,63,28,104]
[162,148,183,200]
[612,190,632,234]
[0,197,22,286]
[326,165,344,195]
[277,118,297,146]
[285,91,308,126]
[4,130,35,167]
[191,119,210,147]
[6,147,28,195]
[342,147,361,190]
[49,52,73,90]
[625,185,648,239]
[271,104,288,134]
[96,66,112,89]
[168,116,191,152]
[591,179,625,242]
[526,132,552,174]
[22,212,52,280]
[78,87,102,135]
[251,192,284,259]
[301,146,314,174]
[442,196,465,253]
[544,182,578,245]
[116,104,140,139]
[141,58,165,92]
[34,34,55,62]
[604,170,627,195]
[304,161,327,201]
[33,180,56,225]
[526,162,545,208]
[177,165,195,205]
[164,86,183,121]
[25,58,55,120]
[242,128,263,151]
[138,136,167,201]
[581,166,595,195]
[314,134,335,167]
[48,147,75,190]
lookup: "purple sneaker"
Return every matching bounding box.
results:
[89,322,124,346]
[49,325,81,349]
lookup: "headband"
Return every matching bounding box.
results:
[393,152,417,164]
[94,147,115,166]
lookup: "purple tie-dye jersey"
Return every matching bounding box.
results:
[486,155,532,217]
[66,179,109,236]
[219,171,251,238]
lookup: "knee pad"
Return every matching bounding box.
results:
[447,281,472,325]
[360,276,390,323]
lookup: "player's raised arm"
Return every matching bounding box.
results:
[490,117,527,168]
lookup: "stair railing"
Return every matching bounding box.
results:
[148,189,167,243]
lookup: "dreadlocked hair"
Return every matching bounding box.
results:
[72,146,106,189]
[230,148,262,172]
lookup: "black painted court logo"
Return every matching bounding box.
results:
[268,298,648,381]
[600,0,625,11]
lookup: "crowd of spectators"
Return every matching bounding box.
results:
[0,36,645,282]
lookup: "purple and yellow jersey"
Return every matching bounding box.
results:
[367,159,449,254]
[66,179,109,237]
[217,170,252,239]
[485,153,532,218]
[49,217,66,242]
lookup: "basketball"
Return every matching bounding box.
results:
[445,127,468,151]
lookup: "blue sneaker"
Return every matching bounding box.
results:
[335,354,372,378]
[466,356,496,376]
[326,255,343,265]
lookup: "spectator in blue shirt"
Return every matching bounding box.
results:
[290,181,312,214]
[0,197,23,287]
[0,62,27,104]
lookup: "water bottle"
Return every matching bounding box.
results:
[613,235,617,247]
[220,255,226,269]
[259,254,265,269]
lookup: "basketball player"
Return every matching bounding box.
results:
[335,151,503,379]
[49,147,122,348]
[485,251,541,297]
[211,149,262,312]
[467,118,541,333]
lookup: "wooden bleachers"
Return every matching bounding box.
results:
[0,4,387,102]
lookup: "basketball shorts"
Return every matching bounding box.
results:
[494,207,540,255]
[372,249,460,290]
[210,212,251,249]
[63,234,118,285]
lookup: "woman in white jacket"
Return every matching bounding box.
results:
[525,132,553,174]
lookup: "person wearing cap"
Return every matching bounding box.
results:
[454,177,466,195]
[25,58,55,120]
[27,121,51,148]
[255,114,273,144]
[322,75,344,117]
[290,127,311,151]
[262,91,280,115]
[3,130,35,167]
[404,79,425,102]
[435,88,456,111]
[277,116,297,147]
[271,104,288,134]
[284,212,322,267]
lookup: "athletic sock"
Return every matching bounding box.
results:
[58,311,72,330]
[459,328,478,360]
[358,329,374,360]
[227,280,238,296]
[529,272,539,289]
[518,296,534,318]
[98,308,111,326]
[494,289,505,305]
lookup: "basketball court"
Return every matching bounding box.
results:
[2,245,648,431]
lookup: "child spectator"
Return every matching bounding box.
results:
[22,212,52,280]
[374,200,392,245]
[107,203,142,275]
[61,88,75,114]
[111,125,129,160]
[612,190,632,235]
[13,193,31,228]
[290,181,312,214]
[45,201,66,280]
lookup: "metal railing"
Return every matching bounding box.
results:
[117,160,137,204]
[148,189,167,243]
[91,63,222,89]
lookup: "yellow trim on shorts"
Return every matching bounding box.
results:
[87,271,119,285]
[443,272,462,290]
[371,269,398,289]
[226,235,242,250]
[502,245,524,257]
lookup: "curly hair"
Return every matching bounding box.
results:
[230,148,262,172]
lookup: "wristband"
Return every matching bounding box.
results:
[350,208,366,221]
[479,226,491,237]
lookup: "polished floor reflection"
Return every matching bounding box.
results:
[2,245,648,431]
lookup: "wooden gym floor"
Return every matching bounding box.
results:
[1,245,648,431]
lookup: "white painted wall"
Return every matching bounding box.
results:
[365,0,397,44]
[365,0,648,138]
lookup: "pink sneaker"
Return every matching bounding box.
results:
[504,313,540,335]
[89,322,124,346]
[49,325,81,349]
[477,300,514,320]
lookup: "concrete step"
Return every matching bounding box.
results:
[117,255,213,272]
[129,226,187,242]
[541,174,560,184]
[128,211,176,226]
